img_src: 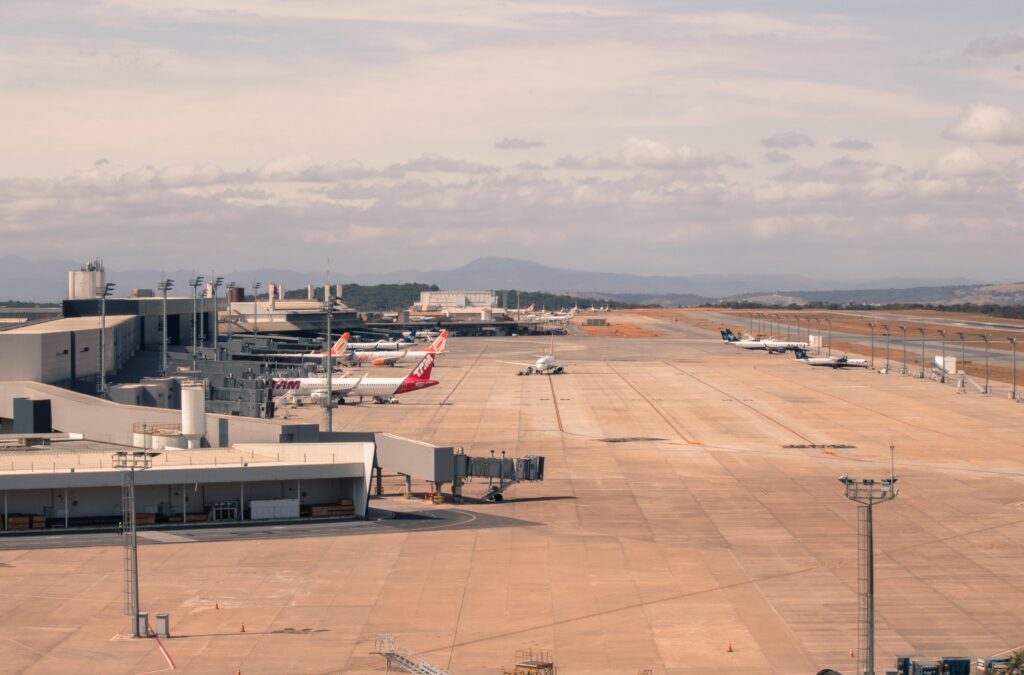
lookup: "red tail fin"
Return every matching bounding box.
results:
[405,352,435,381]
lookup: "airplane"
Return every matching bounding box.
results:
[346,335,415,351]
[271,352,440,404]
[343,330,448,366]
[501,337,567,375]
[720,329,808,353]
[260,333,350,361]
[793,347,869,369]
[403,327,442,340]
[533,307,577,324]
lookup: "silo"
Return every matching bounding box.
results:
[180,382,206,448]
[67,258,106,300]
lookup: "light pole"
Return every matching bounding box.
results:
[1011,337,1018,401]
[981,334,990,394]
[840,470,898,675]
[868,322,875,370]
[748,312,753,335]
[815,318,823,354]
[786,315,792,339]
[158,278,174,376]
[794,315,802,343]
[252,282,262,338]
[958,332,966,379]
[899,326,907,375]
[938,330,947,383]
[97,282,116,394]
[210,276,224,359]
[883,325,891,372]
[188,276,204,371]
[918,328,926,379]
[324,282,334,433]
[226,282,236,339]
[113,450,157,637]
[826,318,833,357]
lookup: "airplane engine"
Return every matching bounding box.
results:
[310,391,325,403]
[372,358,388,366]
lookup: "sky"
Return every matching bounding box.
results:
[1,1,1023,280]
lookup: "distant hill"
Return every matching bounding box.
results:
[726,282,1024,307]
[0,254,991,303]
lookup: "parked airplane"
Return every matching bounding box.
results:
[346,335,414,351]
[344,330,448,366]
[403,327,442,340]
[533,307,577,324]
[720,329,808,353]
[262,333,350,361]
[793,347,869,369]
[271,352,440,404]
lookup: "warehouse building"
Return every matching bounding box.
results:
[418,290,496,312]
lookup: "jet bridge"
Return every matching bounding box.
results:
[452,449,545,503]
[370,433,544,503]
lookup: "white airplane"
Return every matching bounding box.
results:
[262,333,350,360]
[346,335,414,351]
[271,352,440,404]
[533,307,577,324]
[793,347,869,369]
[502,337,567,375]
[403,328,441,340]
[344,330,448,366]
[720,329,807,353]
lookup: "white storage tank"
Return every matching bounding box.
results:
[180,382,206,448]
[67,259,106,300]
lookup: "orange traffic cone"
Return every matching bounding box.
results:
[726,642,733,653]
[240,624,245,633]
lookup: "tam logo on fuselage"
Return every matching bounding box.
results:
[273,380,302,390]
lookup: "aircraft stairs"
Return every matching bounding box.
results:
[372,635,451,675]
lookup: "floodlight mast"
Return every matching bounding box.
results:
[158,278,174,375]
[938,329,947,383]
[882,325,890,372]
[918,328,926,379]
[210,276,224,359]
[226,282,236,339]
[839,466,898,675]
[867,322,876,369]
[252,282,262,338]
[188,276,204,371]
[97,282,116,394]
[899,325,908,375]
[113,450,157,637]
[324,267,334,434]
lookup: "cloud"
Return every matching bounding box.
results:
[761,132,815,149]
[965,34,1024,58]
[763,150,793,164]
[944,103,1024,145]
[556,138,746,171]
[929,147,989,177]
[832,138,873,150]
[389,154,499,175]
[495,137,545,149]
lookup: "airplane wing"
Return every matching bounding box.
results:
[497,360,536,367]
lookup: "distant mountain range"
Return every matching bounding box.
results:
[0,254,999,304]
